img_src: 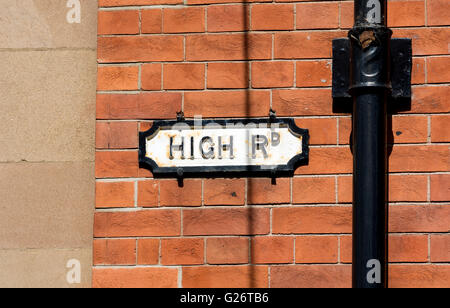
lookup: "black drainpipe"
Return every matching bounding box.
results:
[350,0,391,288]
[333,0,412,288]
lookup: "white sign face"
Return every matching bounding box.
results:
[139,119,309,177]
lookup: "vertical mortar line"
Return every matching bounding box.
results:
[424,0,428,27]
[205,62,208,90]
[271,33,275,60]
[139,9,142,35]
[293,236,296,264]
[427,174,431,202]
[268,266,271,288]
[245,178,248,206]
[427,115,431,144]
[159,238,162,265]
[205,5,208,33]
[293,2,297,31]
[178,266,183,288]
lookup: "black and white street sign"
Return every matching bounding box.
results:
[139,118,309,178]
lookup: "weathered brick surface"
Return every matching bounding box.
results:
[95,0,450,288]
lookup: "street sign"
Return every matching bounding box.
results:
[139,118,309,178]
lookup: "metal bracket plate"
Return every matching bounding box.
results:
[332,38,412,113]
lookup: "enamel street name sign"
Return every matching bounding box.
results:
[139,118,309,178]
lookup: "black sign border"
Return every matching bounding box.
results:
[139,118,309,178]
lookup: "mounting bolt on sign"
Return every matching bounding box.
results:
[332,0,412,288]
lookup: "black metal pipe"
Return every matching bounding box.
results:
[349,0,391,288]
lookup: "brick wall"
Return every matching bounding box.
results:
[94,0,450,288]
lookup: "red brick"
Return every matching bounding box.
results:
[388,0,425,27]
[337,176,352,204]
[340,235,352,263]
[338,117,351,145]
[186,34,272,61]
[161,238,204,265]
[251,237,294,264]
[99,0,182,6]
[98,36,184,63]
[295,236,338,264]
[389,175,428,202]
[430,235,450,262]
[163,64,205,90]
[389,265,450,288]
[296,60,332,87]
[93,239,136,265]
[182,266,268,288]
[410,86,450,114]
[96,93,181,120]
[251,4,294,30]
[295,118,337,145]
[251,61,294,88]
[207,62,249,89]
[247,178,290,205]
[431,115,450,142]
[95,151,138,178]
[184,91,270,118]
[428,57,450,84]
[338,175,429,203]
[390,205,450,233]
[137,239,159,265]
[204,179,245,206]
[93,268,178,288]
[275,31,345,59]
[97,66,138,91]
[412,58,426,84]
[98,10,139,35]
[141,64,162,91]
[207,5,249,32]
[138,180,159,207]
[393,28,450,56]
[183,208,270,236]
[273,206,352,234]
[295,147,353,175]
[96,181,135,208]
[427,0,450,26]
[389,145,449,172]
[206,238,249,264]
[271,265,351,288]
[163,7,205,33]
[296,3,339,29]
[389,235,429,263]
[94,209,181,237]
[431,175,450,202]
[340,1,353,29]
[141,9,162,34]
[160,179,202,207]
[273,89,333,116]
[293,177,336,204]
[391,116,428,143]
[96,122,138,149]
